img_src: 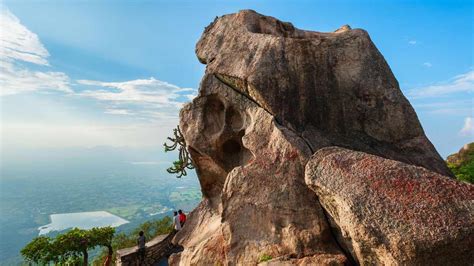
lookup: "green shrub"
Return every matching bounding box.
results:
[448,160,474,183]
[446,143,474,184]
[258,253,272,263]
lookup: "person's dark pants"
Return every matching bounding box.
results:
[138,247,146,262]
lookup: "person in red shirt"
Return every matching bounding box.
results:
[178,209,186,227]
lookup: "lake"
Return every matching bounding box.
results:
[38,211,129,235]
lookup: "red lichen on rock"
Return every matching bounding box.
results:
[306,147,474,265]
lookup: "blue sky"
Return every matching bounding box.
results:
[1,0,472,157]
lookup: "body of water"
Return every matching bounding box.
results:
[38,211,129,235]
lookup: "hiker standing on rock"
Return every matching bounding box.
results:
[173,211,182,231]
[137,231,146,265]
[178,209,187,227]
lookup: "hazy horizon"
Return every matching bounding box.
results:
[1,0,473,159]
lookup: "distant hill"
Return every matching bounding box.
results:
[447,142,474,183]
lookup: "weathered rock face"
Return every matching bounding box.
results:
[195,9,450,177]
[173,75,346,265]
[170,9,460,265]
[305,147,474,265]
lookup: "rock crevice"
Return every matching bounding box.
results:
[214,73,317,155]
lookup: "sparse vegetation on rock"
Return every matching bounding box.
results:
[447,142,474,183]
[164,126,195,178]
[258,254,272,263]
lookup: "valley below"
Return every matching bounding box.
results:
[0,146,201,265]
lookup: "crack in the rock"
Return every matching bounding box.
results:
[213,72,357,264]
[297,132,315,154]
[321,209,358,266]
[214,73,274,117]
[214,73,315,154]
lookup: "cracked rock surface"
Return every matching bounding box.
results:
[168,10,466,265]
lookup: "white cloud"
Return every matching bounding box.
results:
[0,61,71,96]
[2,122,176,149]
[77,78,194,106]
[0,9,194,149]
[429,108,472,115]
[423,62,432,68]
[414,100,470,109]
[460,117,474,136]
[0,8,49,65]
[413,100,473,115]
[77,78,196,119]
[408,40,417,45]
[104,108,132,115]
[0,8,71,95]
[408,70,474,98]
[185,90,198,100]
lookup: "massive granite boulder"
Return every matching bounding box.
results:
[305,147,474,265]
[170,10,459,265]
[195,9,451,176]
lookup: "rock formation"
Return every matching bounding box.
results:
[306,147,474,265]
[447,142,474,166]
[169,10,471,265]
[194,9,451,177]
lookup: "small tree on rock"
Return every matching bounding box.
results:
[164,126,194,178]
